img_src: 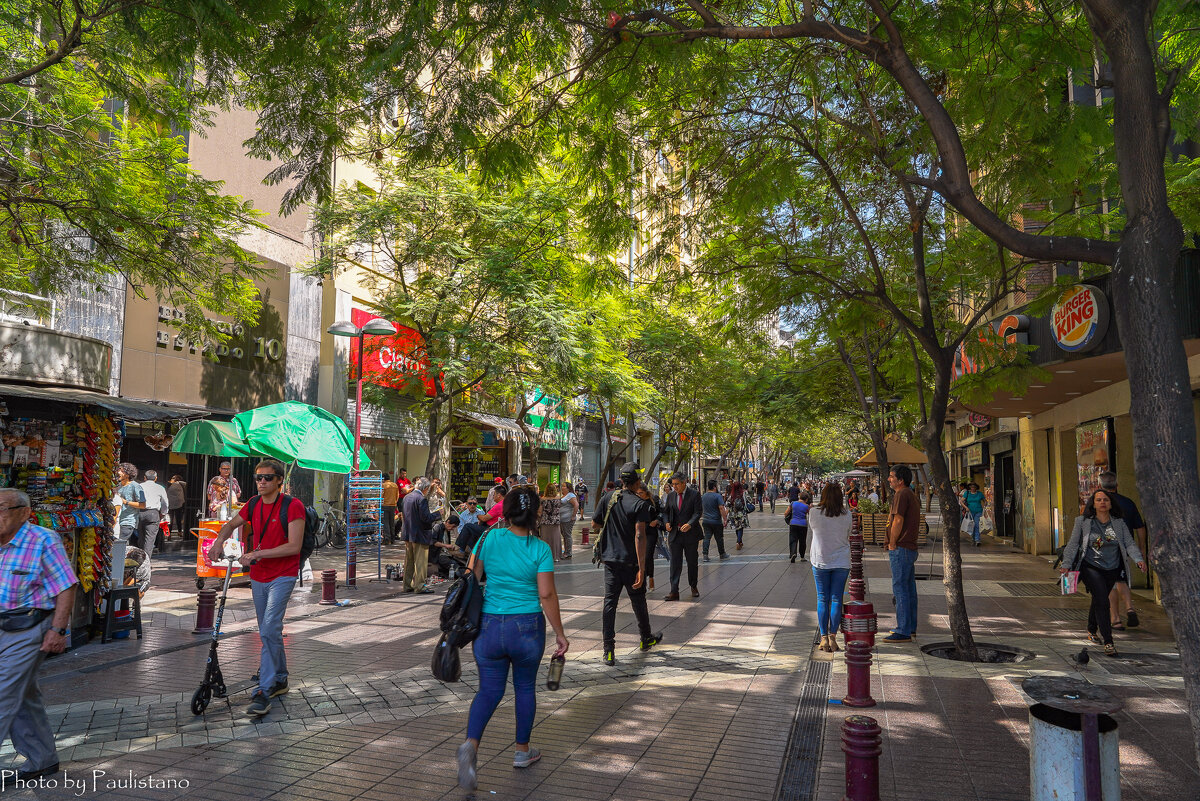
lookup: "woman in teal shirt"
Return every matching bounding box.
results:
[963,483,985,546]
[457,487,570,791]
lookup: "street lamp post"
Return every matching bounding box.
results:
[328,317,398,587]
[327,318,398,474]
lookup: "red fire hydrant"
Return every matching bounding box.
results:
[842,600,878,648]
[842,640,877,708]
[841,715,882,801]
[192,589,217,634]
[318,568,339,605]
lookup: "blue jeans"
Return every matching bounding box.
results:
[970,511,982,543]
[889,548,919,636]
[251,576,297,695]
[467,612,546,744]
[812,567,850,635]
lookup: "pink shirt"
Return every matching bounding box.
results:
[486,501,504,526]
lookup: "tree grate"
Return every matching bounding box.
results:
[1041,607,1090,621]
[775,644,832,801]
[999,582,1062,597]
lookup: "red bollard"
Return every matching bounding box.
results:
[848,515,866,602]
[842,640,877,708]
[192,589,217,634]
[841,715,882,801]
[580,524,589,545]
[319,569,339,605]
[842,600,877,648]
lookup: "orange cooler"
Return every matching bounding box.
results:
[196,519,248,581]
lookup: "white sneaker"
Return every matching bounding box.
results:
[457,741,477,790]
[513,747,541,768]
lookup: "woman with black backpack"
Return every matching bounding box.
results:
[456,486,570,791]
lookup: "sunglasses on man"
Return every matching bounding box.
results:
[254,473,281,482]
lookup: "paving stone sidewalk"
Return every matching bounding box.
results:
[811,533,1195,801]
[3,514,813,801]
[2,512,1195,801]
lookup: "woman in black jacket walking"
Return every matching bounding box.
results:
[1060,489,1145,656]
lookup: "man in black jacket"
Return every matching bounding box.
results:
[593,463,663,666]
[401,477,442,594]
[663,472,704,601]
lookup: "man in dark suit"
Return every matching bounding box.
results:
[663,472,703,600]
[401,477,442,593]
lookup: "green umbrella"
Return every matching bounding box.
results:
[232,401,371,473]
[172,420,262,458]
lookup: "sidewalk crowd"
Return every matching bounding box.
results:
[0,464,1193,801]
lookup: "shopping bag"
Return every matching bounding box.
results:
[959,517,973,535]
[1060,571,1080,595]
[980,511,995,532]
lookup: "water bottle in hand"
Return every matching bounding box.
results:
[546,655,565,690]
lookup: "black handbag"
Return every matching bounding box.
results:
[431,632,462,682]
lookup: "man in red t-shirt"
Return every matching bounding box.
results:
[208,458,305,717]
[396,468,413,498]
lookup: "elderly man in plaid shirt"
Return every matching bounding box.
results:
[0,488,77,784]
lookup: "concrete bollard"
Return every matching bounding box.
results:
[319,569,339,605]
[842,600,878,648]
[842,640,877,708]
[191,589,217,634]
[841,715,882,801]
[848,514,865,602]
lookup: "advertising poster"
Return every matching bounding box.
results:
[1075,419,1112,512]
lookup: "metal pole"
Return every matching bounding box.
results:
[1081,712,1102,801]
[354,334,364,476]
[347,334,363,587]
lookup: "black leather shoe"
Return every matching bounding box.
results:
[18,762,59,781]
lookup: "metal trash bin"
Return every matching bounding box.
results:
[1024,676,1123,801]
[1030,703,1120,801]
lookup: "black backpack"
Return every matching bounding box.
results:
[244,494,320,563]
[433,530,491,682]
[439,529,489,642]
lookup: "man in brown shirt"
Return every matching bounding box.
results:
[884,465,920,642]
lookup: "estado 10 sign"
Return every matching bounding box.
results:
[1051,285,1109,353]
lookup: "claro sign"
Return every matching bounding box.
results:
[1051,284,1110,353]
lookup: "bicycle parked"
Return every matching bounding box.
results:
[317,500,347,550]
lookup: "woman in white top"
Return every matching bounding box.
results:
[558,482,578,558]
[808,482,852,652]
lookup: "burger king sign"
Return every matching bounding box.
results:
[1051,284,1110,353]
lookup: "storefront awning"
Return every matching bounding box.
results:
[456,410,560,445]
[855,434,928,466]
[0,383,198,422]
[458,411,526,440]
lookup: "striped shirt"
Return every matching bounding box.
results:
[0,522,78,611]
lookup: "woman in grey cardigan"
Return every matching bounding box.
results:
[1060,489,1146,656]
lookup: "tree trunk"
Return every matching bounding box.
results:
[837,338,891,503]
[424,397,447,484]
[644,440,671,487]
[925,351,978,660]
[1085,0,1200,766]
